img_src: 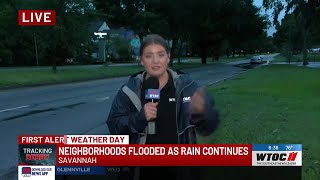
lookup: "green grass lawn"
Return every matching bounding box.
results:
[273,53,320,63]
[0,62,210,89]
[213,55,252,64]
[174,54,258,64]
[200,65,320,179]
[0,54,259,89]
[0,66,145,88]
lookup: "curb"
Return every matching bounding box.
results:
[206,60,270,87]
[207,70,249,87]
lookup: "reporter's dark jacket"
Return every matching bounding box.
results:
[106,68,219,180]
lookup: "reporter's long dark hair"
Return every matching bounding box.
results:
[139,34,170,56]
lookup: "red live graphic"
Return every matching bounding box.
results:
[18,10,56,26]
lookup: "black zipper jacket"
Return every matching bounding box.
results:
[106,68,219,179]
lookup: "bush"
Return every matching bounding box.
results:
[109,37,134,63]
[0,49,13,66]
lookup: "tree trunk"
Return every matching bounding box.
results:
[51,38,58,73]
[52,57,57,73]
[288,51,292,64]
[232,47,235,57]
[212,49,214,62]
[226,48,230,58]
[191,45,195,57]
[138,31,144,47]
[212,49,220,61]
[177,39,183,64]
[200,46,207,64]
[288,22,293,64]
[215,53,220,61]
[170,37,177,67]
[302,27,308,66]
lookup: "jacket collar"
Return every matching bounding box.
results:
[133,68,184,88]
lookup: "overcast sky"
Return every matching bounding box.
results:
[253,0,285,36]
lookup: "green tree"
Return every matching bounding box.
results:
[110,36,133,62]
[223,0,269,57]
[273,13,305,63]
[0,1,19,66]
[186,0,268,63]
[132,11,170,40]
[93,0,269,65]
[44,0,97,72]
[0,0,97,70]
[263,0,320,65]
[144,0,187,66]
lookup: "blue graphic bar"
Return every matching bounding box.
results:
[252,144,302,151]
[56,166,106,175]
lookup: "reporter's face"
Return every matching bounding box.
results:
[141,44,170,78]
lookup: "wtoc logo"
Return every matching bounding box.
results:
[149,94,159,98]
[146,89,160,99]
[252,151,301,166]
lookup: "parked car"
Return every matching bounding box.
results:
[250,56,263,64]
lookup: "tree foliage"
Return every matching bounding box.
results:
[1,0,271,67]
[263,0,320,65]
[0,0,97,70]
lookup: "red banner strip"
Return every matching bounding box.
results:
[19,135,65,144]
[55,144,252,166]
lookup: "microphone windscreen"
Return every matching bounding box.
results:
[144,76,159,89]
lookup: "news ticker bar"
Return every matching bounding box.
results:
[18,135,302,167]
[18,166,303,180]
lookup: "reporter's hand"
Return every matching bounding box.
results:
[189,88,207,126]
[144,102,158,121]
[190,88,206,114]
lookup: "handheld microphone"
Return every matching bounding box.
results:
[144,76,160,135]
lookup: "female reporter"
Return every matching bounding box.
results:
[106,34,219,180]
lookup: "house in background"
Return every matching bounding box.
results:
[88,21,141,63]
[308,48,320,53]
[108,27,141,61]
[88,21,110,63]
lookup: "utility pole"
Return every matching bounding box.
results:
[288,21,292,64]
[34,33,39,67]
